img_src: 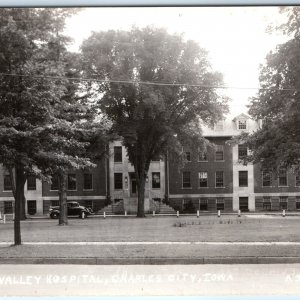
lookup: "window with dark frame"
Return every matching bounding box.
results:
[152,172,160,189]
[200,198,208,210]
[238,120,247,130]
[114,173,123,190]
[278,168,288,186]
[263,196,271,211]
[279,196,288,210]
[198,151,208,161]
[216,197,225,210]
[27,175,36,190]
[3,175,12,191]
[185,151,191,162]
[51,174,59,191]
[296,171,300,187]
[215,145,224,161]
[215,171,224,187]
[239,171,248,187]
[296,196,300,209]
[83,173,93,190]
[114,146,122,162]
[199,172,208,187]
[262,171,272,187]
[67,174,77,190]
[4,201,13,214]
[182,171,191,188]
[51,200,59,207]
[238,144,247,160]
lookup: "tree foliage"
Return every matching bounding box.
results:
[81,27,229,217]
[243,7,300,172]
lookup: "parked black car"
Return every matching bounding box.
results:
[49,201,94,219]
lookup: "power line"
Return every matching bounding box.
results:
[0,72,298,92]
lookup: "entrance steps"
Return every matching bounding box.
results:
[98,200,125,215]
[150,200,177,214]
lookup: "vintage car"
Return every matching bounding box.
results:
[49,201,94,219]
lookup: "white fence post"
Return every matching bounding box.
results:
[104,211,106,219]
[283,209,286,217]
[3,215,6,224]
[197,210,199,218]
[176,211,179,218]
[218,210,221,218]
[238,210,241,217]
[153,211,155,217]
[125,211,127,217]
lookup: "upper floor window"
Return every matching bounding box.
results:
[83,173,93,190]
[296,171,300,187]
[114,146,122,163]
[262,171,272,187]
[152,172,160,189]
[27,175,36,190]
[278,168,288,187]
[215,171,224,187]
[67,174,77,191]
[215,145,224,161]
[238,120,247,130]
[198,151,208,161]
[3,175,12,191]
[238,144,247,160]
[51,174,59,191]
[182,171,191,188]
[199,172,208,187]
[239,171,248,187]
[184,151,191,162]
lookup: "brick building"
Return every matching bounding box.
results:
[1,113,300,215]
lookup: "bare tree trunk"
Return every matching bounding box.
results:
[14,164,26,246]
[58,171,68,226]
[8,167,26,220]
[136,174,146,218]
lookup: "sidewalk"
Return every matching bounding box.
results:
[1,243,300,264]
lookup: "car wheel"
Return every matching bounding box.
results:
[51,212,59,219]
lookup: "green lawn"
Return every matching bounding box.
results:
[0,215,300,243]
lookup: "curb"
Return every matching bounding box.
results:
[1,256,300,265]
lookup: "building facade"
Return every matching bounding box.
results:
[1,113,300,215]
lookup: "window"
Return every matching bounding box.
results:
[263,196,271,211]
[238,144,247,160]
[279,196,288,210]
[238,120,247,130]
[51,200,59,207]
[198,151,208,161]
[185,151,191,162]
[114,146,122,163]
[152,172,160,189]
[262,171,272,187]
[239,171,248,187]
[182,172,191,188]
[214,120,224,131]
[199,172,208,187]
[3,175,12,191]
[215,171,224,187]
[278,168,288,186]
[296,197,300,209]
[4,201,13,214]
[114,173,123,190]
[27,175,36,190]
[200,198,208,210]
[83,173,93,190]
[216,198,225,210]
[296,171,300,187]
[67,174,77,190]
[215,145,224,161]
[51,174,59,191]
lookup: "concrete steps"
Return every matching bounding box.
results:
[98,200,124,215]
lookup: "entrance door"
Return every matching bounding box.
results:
[239,197,249,212]
[131,178,137,196]
[27,200,37,215]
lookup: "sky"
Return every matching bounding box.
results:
[64,7,288,118]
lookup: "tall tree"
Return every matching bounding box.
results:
[242,7,300,172]
[0,8,83,244]
[81,27,228,217]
